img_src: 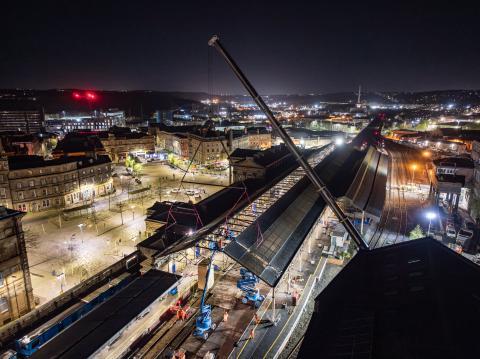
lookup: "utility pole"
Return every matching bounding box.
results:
[208,35,369,251]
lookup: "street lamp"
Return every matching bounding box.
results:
[426,211,436,236]
[411,163,417,183]
[422,150,431,158]
[78,223,85,243]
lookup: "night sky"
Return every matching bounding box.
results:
[2,1,480,94]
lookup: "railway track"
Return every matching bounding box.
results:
[369,144,409,248]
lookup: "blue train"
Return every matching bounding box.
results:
[14,275,134,357]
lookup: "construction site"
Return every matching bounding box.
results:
[0,37,388,359]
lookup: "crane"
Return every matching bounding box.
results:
[208,35,369,251]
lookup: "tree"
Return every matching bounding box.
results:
[132,162,143,176]
[125,155,135,169]
[415,119,429,131]
[409,224,425,240]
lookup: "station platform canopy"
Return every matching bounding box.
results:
[224,143,378,287]
[139,147,326,259]
[32,270,180,359]
[345,146,388,218]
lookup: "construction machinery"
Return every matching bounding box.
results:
[208,35,369,252]
[193,248,218,340]
[237,268,265,308]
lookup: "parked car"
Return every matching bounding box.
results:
[446,224,456,239]
[170,188,181,194]
[185,189,195,196]
[456,229,473,245]
[135,178,142,185]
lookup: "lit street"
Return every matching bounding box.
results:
[22,162,225,305]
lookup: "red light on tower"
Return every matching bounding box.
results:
[85,91,97,101]
[72,92,82,99]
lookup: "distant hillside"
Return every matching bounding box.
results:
[0,89,207,116]
[2,89,480,114]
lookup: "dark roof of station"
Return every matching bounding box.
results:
[224,143,370,287]
[345,146,388,218]
[139,146,326,258]
[224,118,386,286]
[299,237,480,359]
[32,270,180,359]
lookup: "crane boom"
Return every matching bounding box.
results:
[208,35,369,251]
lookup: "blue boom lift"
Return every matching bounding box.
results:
[237,268,264,308]
[193,248,218,340]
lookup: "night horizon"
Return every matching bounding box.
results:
[2,1,480,94]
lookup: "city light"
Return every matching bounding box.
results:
[426,212,436,220]
[426,211,436,236]
[335,137,344,146]
[422,150,431,158]
[72,92,82,99]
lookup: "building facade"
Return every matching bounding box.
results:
[154,126,272,164]
[0,110,44,134]
[4,155,113,212]
[0,207,34,325]
[430,157,474,212]
[45,110,125,134]
[100,132,155,163]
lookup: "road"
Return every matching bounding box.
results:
[368,141,431,248]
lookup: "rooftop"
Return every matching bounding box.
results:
[32,270,180,359]
[8,155,111,171]
[433,156,474,168]
[300,237,480,359]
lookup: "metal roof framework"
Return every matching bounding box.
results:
[224,144,368,287]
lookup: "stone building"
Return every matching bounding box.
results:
[152,124,272,164]
[0,207,34,325]
[229,145,293,182]
[99,130,155,163]
[4,155,113,212]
